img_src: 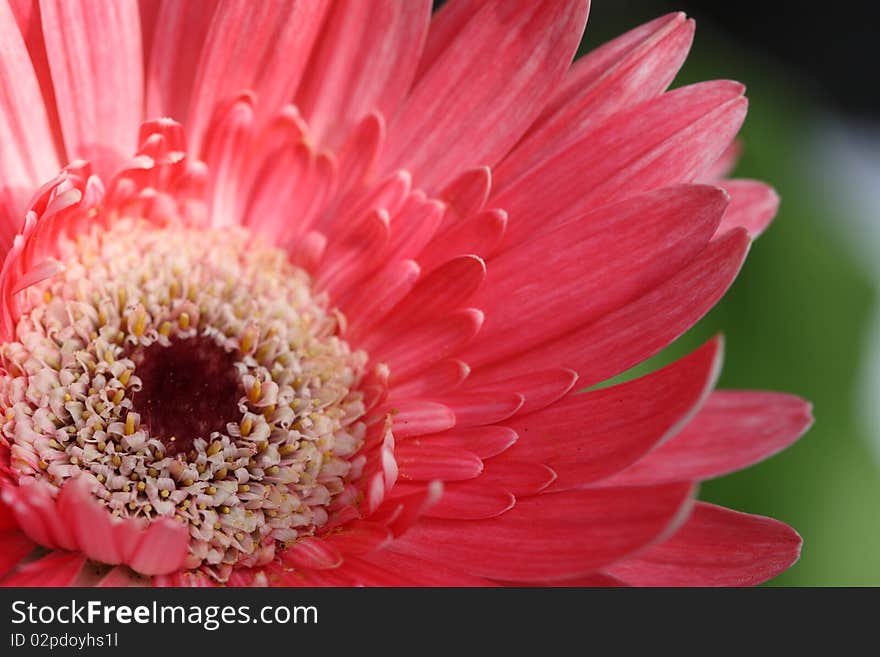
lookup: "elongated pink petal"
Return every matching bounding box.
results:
[281,536,344,570]
[186,0,328,152]
[127,517,190,576]
[401,426,518,459]
[440,166,492,223]
[395,483,696,581]
[423,481,515,520]
[603,391,813,487]
[503,12,694,182]
[419,209,507,271]
[379,255,486,335]
[476,460,558,496]
[494,81,746,250]
[297,0,430,148]
[40,0,143,175]
[383,0,590,191]
[359,549,495,586]
[442,391,524,428]
[607,502,802,586]
[323,520,392,556]
[465,368,578,416]
[502,337,722,490]
[389,359,471,399]
[717,179,780,238]
[462,185,726,368]
[386,400,456,438]
[343,259,421,337]
[145,0,216,123]
[469,227,750,388]
[1,551,86,587]
[372,308,484,381]
[0,530,34,578]
[0,1,60,251]
[397,443,483,482]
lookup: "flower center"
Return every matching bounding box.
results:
[131,337,242,457]
[0,218,368,579]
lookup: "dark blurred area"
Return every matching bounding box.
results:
[586,1,878,119]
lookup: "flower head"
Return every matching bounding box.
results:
[0,1,811,587]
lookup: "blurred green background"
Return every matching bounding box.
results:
[584,3,880,585]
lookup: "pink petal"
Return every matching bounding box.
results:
[323,520,392,556]
[0,0,60,233]
[96,566,150,587]
[440,166,492,223]
[396,443,483,482]
[423,481,515,520]
[476,460,557,496]
[389,359,471,399]
[502,12,694,183]
[419,209,507,271]
[469,227,750,389]
[145,0,216,123]
[359,549,495,586]
[383,0,590,191]
[379,255,486,337]
[501,337,722,491]
[462,185,727,368]
[395,483,696,582]
[371,308,484,381]
[0,530,35,578]
[386,400,456,439]
[401,426,518,459]
[603,391,813,487]
[464,368,578,416]
[442,391,524,428]
[494,80,746,251]
[281,536,344,570]
[40,0,143,175]
[1,552,86,587]
[186,0,329,152]
[126,517,190,576]
[607,502,802,586]
[343,259,421,337]
[717,179,780,238]
[296,0,431,149]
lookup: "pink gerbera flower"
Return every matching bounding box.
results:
[0,0,812,587]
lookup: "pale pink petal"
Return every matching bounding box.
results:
[419,209,507,271]
[145,0,216,122]
[0,0,61,249]
[440,166,492,224]
[186,0,328,152]
[40,0,144,175]
[296,0,431,149]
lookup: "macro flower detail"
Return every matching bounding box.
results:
[0,0,812,587]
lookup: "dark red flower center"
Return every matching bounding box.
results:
[131,337,242,456]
